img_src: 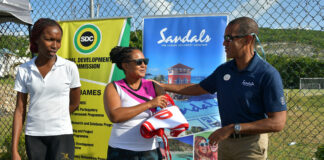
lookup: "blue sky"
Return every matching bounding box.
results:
[4,0,320,36]
[28,0,322,31]
[173,135,193,146]
[3,0,320,50]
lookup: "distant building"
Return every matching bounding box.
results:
[168,63,193,84]
[0,49,30,78]
[167,63,193,100]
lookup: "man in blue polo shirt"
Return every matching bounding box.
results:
[158,17,287,159]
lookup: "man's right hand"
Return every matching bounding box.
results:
[208,124,234,145]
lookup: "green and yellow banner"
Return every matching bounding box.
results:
[58,18,130,159]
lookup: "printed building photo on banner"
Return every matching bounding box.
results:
[143,14,228,136]
[194,131,218,160]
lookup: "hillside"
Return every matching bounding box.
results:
[257,42,323,58]
[169,139,193,151]
[259,28,323,51]
[258,28,324,59]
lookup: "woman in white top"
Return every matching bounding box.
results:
[104,46,167,160]
[12,18,81,160]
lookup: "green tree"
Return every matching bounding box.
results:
[129,30,142,50]
[0,35,30,57]
[315,144,324,160]
[153,75,165,83]
[266,54,324,88]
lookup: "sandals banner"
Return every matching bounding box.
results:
[143,14,228,160]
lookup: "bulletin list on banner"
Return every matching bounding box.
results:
[143,14,228,160]
[58,18,130,159]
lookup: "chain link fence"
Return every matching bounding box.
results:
[1,0,323,159]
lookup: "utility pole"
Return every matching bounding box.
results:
[96,3,100,18]
[90,0,94,18]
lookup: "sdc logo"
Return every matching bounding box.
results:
[74,24,101,54]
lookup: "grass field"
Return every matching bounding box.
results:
[0,89,323,159]
[0,76,15,86]
[268,89,324,159]
[0,116,13,154]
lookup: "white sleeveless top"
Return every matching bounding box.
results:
[108,79,158,151]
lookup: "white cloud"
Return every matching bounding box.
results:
[115,0,177,16]
[231,0,279,20]
[114,0,178,30]
[115,0,132,11]
[143,0,177,15]
[147,67,160,73]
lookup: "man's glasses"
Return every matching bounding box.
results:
[126,58,149,65]
[224,33,267,59]
[199,142,209,147]
[224,34,249,42]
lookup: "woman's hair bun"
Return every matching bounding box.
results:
[109,46,138,70]
[109,46,123,63]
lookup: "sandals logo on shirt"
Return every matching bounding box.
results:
[73,24,101,55]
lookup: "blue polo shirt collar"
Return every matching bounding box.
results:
[230,52,261,72]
